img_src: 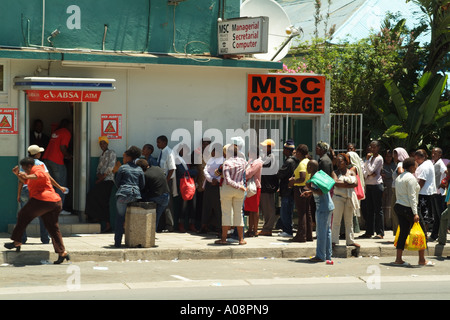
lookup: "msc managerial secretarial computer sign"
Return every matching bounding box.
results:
[218,17,269,55]
[247,74,327,114]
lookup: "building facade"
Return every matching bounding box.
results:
[0,0,330,231]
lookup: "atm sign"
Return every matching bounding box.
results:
[26,90,102,102]
[247,74,326,114]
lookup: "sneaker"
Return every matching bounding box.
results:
[278,232,293,237]
[60,210,71,215]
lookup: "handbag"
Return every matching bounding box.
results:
[180,171,196,201]
[407,222,427,251]
[354,173,365,200]
[307,170,335,194]
[246,176,257,198]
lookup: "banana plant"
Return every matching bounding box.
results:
[372,71,449,150]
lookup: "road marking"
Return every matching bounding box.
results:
[170,274,192,282]
[2,275,450,296]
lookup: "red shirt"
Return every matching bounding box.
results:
[26,165,61,202]
[42,128,71,165]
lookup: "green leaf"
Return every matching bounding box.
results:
[383,125,408,139]
[419,74,446,125]
[384,80,408,121]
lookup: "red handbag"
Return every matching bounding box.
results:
[354,173,365,200]
[180,171,196,201]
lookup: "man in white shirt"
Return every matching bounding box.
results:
[156,135,177,232]
[432,147,447,211]
[415,149,439,241]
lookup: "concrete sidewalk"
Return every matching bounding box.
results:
[1,230,449,265]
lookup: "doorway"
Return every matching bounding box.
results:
[28,101,89,217]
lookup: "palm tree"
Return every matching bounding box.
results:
[373,72,449,151]
[406,0,450,74]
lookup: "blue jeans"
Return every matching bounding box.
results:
[114,196,136,247]
[19,187,50,244]
[280,195,294,235]
[315,210,333,261]
[147,193,170,230]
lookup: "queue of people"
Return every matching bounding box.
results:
[7,132,450,264]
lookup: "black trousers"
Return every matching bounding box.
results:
[12,198,65,254]
[394,203,426,251]
[365,184,384,236]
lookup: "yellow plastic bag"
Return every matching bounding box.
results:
[394,226,409,248]
[407,222,427,251]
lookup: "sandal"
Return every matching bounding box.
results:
[391,261,411,267]
[419,260,435,267]
[214,239,228,245]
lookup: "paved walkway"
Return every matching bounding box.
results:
[1,230,449,265]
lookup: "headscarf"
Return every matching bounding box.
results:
[393,147,408,163]
[348,151,365,190]
[98,136,109,144]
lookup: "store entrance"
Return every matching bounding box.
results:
[28,101,88,217]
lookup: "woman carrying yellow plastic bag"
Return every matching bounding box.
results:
[392,157,434,267]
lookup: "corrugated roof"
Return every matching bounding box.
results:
[328,0,430,45]
[275,0,367,44]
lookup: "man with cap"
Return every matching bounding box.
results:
[277,139,299,237]
[258,139,279,236]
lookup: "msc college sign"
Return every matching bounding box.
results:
[218,17,269,55]
[247,74,327,114]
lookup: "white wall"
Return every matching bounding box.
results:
[6,59,330,160]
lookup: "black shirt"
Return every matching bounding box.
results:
[319,154,333,177]
[277,155,299,197]
[141,166,170,200]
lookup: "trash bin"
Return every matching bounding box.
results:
[125,202,157,248]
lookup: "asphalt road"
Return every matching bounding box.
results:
[1,256,449,303]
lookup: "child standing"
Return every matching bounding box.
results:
[302,160,335,263]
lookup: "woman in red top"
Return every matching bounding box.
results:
[5,157,70,264]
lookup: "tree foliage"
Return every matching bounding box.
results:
[281,1,449,153]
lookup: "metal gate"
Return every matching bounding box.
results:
[248,113,284,169]
[330,113,363,156]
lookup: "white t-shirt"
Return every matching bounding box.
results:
[434,158,447,195]
[415,160,436,195]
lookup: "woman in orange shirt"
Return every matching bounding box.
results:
[5,157,70,264]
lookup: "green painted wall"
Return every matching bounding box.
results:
[1,0,239,55]
[0,157,19,232]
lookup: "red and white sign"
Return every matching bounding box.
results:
[0,108,18,134]
[26,90,102,102]
[101,114,122,140]
[247,74,327,114]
